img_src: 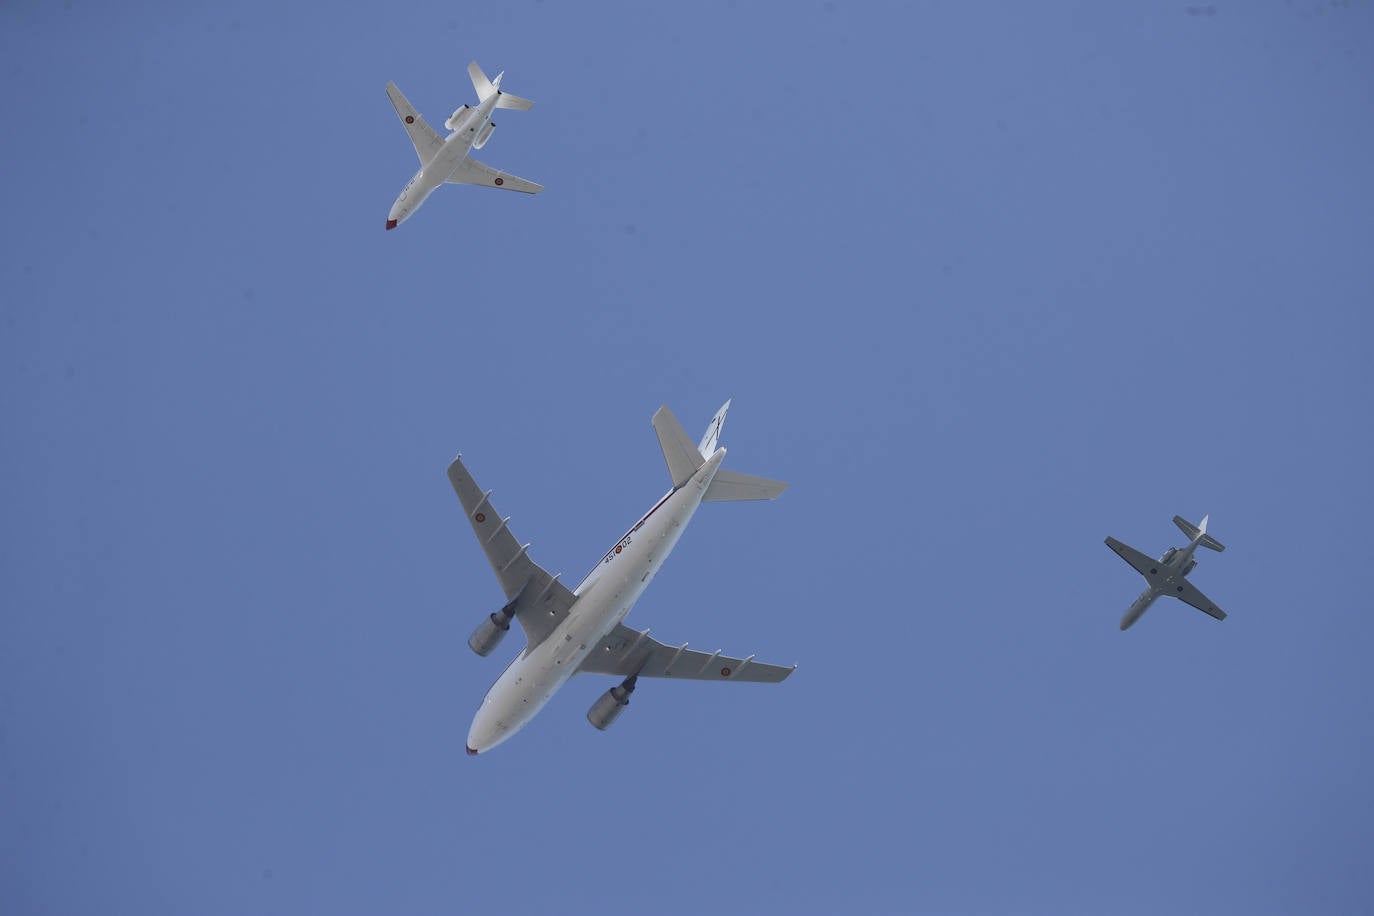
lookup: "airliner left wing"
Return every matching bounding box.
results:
[447,455,576,649]
[579,624,796,683]
[445,157,543,193]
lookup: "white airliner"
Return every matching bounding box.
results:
[1105,515,1228,630]
[384,61,542,230]
[449,401,796,755]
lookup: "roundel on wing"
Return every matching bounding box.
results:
[405,115,415,124]
[614,545,622,554]
[494,177,504,186]
[721,667,732,677]
[475,512,486,523]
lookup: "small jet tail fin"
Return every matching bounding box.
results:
[495,92,534,111]
[468,60,534,109]
[653,406,705,488]
[1173,514,1225,552]
[698,399,731,457]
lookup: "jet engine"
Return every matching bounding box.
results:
[1159,547,1179,564]
[1182,559,1198,576]
[586,675,638,730]
[468,600,517,657]
[473,120,496,150]
[444,105,470,131]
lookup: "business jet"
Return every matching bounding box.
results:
[449,401,795,754]
[385,61,542,230]
[1106,515,1228,630]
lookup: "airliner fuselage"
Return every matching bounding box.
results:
[467,450,723,753]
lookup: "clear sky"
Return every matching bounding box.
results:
[4,1,1372,913]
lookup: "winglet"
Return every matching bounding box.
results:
[652,406,705,488]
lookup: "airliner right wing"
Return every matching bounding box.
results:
[445,157,543,193]
[1105,537,1165,580]
[578,624,796,683]
[447,455,576,649]
[386,82,445,164]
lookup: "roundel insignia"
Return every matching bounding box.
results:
[494,177,504,186]
[721,667,732,677]
[614,545,622,554]
[474,512,486,523]
[405,115,415,124]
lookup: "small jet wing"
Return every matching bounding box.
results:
[1170,578,1227,621]
[1105,537,1166,580]
[578,624,796,683]
[447,455,577,649]
[386,82,445,164]
[445,157,543,194]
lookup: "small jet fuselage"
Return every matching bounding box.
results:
[1119,542,1200,630]
[387,95,498,229]
[384,62,541,230]
[1106,514,1227,630]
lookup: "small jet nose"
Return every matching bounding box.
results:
[385,219,398,230]
[466,745,479,756]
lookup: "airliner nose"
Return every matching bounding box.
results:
[385,219,398,230]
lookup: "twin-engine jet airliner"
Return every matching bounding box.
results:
[385,61,542,230]
[449,401,795,755]
[1106,515,1228,630]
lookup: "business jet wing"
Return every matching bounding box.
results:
[447,455,576,649]
[444,157,543,194]
[386,82,445,164]
[1105,536,1165,580]
[578,624,796,683]
[1170,578,1227,621]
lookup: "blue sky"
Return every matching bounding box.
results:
[4,1,1372,913]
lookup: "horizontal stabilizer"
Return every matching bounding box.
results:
[653,405,705,488]
[1174,515,1225,552]
[495,92,533,111]
[703,469,788,502]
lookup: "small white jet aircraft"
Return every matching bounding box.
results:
[449,401,795,755]
[1105,515,1228,630]
[384,61,542,230]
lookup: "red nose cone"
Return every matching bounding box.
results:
[385,219,398,230]
[466,745,479,756]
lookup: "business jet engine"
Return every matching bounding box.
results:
[587,675,638,730]
[468,600,517,657]
[443,105,469,131]
[473,120,496,149]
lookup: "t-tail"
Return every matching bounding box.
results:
[468,60,534,110]
[1174,515,1226,552]
[651,400,788,501]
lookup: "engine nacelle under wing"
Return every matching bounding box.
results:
[468,600,517,657]
[586,676,637,730]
